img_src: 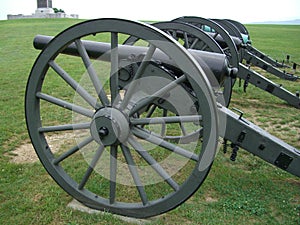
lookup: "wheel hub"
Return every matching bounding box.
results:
[90,107,130,146]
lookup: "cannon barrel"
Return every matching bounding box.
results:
[206,32,243,49]
[33,35,235,85]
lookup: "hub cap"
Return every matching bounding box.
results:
[90,107,130,146]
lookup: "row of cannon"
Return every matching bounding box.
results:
[25,17,299,218]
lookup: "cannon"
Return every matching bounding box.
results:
[171,17,300,109]
[213,18,291,70]
[212,18,291,68]
[175,16,297,81]
[25,18,300,218]
[35,20,300,109]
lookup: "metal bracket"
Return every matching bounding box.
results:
[275,153,293,170]
[232,108,249,125]
[266,84,275,93]
[237,130,247,143]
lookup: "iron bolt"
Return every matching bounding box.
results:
[98,127,109,138]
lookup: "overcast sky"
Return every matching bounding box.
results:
[1,0,300,23]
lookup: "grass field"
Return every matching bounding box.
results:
[0,18,299,224]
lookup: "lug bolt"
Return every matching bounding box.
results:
[98,127,109,138]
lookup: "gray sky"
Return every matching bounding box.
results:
[1,0,300,23]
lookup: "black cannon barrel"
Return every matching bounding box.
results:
[206,32,243,49]
[33,35,236,86]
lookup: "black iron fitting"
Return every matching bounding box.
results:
[244,74,251,92]
[237,130,247,143]
[230,130,247,161]
[230,144,239,161]
[233,108,250,125]
[223,139,228,154]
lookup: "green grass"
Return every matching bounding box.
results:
[246,24,300,61]
[0,18,299,224]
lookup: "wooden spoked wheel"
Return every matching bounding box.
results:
[25,18,219,218]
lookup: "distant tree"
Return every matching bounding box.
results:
[53,8,65,13]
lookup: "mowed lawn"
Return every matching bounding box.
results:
[0,18,299,224]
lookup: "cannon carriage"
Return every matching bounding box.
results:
[25,18,299,218]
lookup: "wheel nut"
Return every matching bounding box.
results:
[98,127,109,138]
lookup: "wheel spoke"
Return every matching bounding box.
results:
[190,38,199,49]
[160,109,168,137]
[179,122,188,136]
[171,30,177,39]
[141,105,157,128]
[183,32,189,48]
[78,144,105,190]
[109,145,118,204]
[200,42,208,51]
[74,39,110,106]
[132,127,199,161]
[129,75,187,116]
[36,92,94,118]
[48,60,100,109]
[145,105,157,118]
[53,136,94,165]
[120,44,156,110]
[212,32,219,40]
[130,115,202,126]
[120,144,148,205]
[223,47,230,52]
[165,30,177,39]
[38,122,90,133]
[166,30,173,37]
[110,32,119,103]
[128,137,179,191]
